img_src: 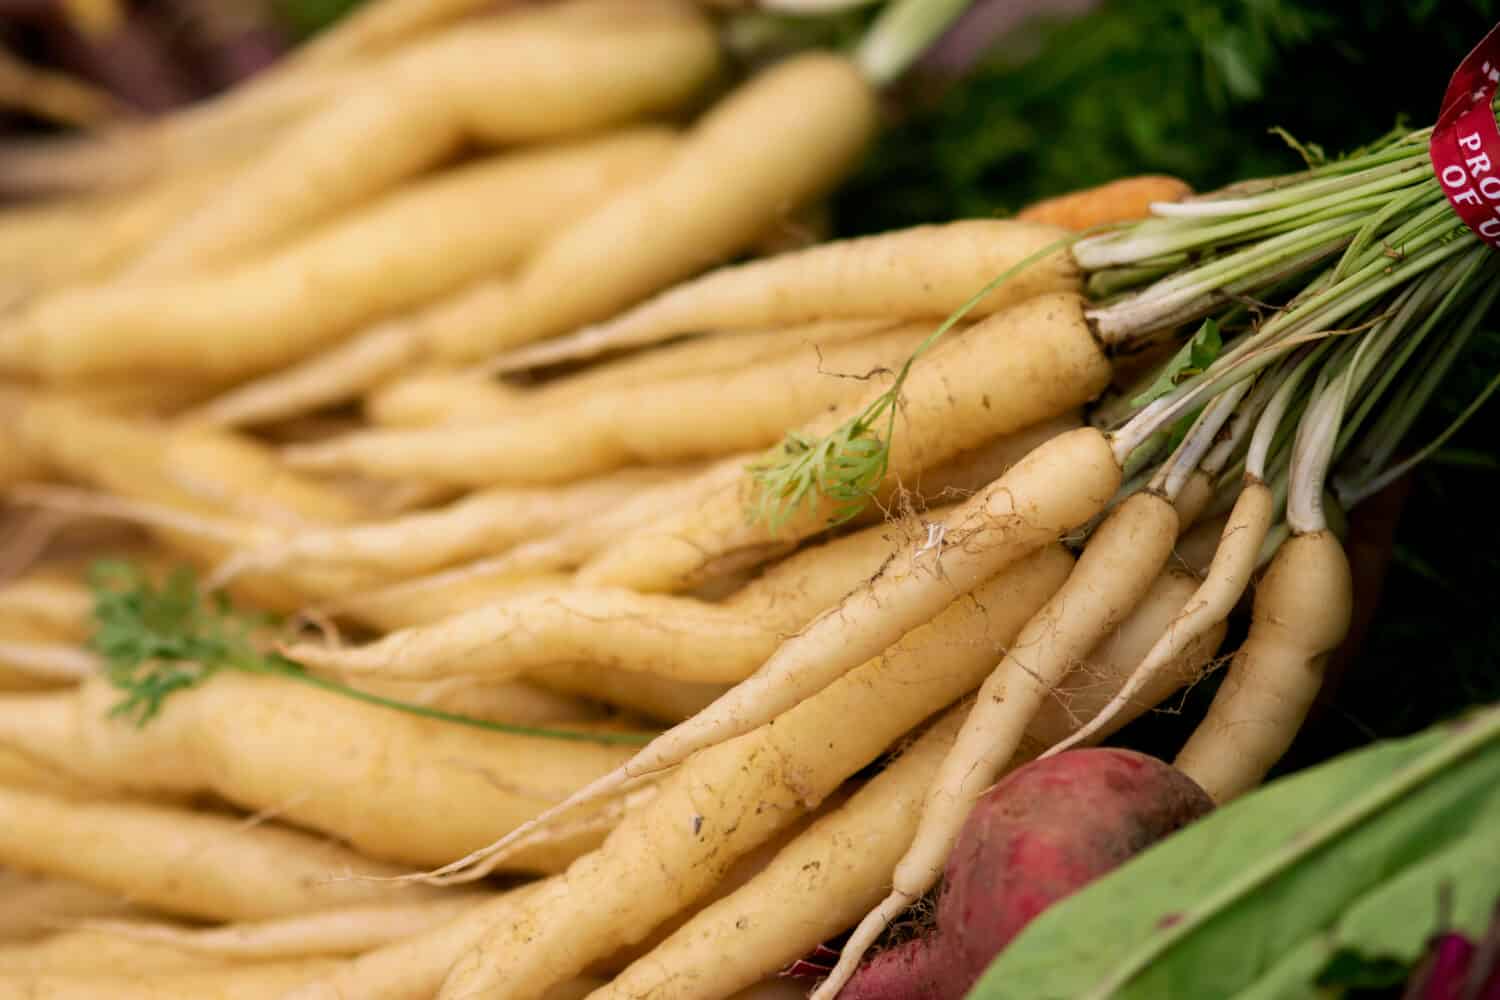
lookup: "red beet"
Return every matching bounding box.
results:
[837,748,1214,1000]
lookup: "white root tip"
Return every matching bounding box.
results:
[398,766,635,886]
[810,887,918,999]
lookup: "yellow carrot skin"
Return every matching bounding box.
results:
[0,785,447,922]
[0,929,229,975]
[124,0,720,278]
[0,957,341,1000]
[1023,568,1228,755]
[14,394,358,527]
[1049,479,1273,757]
[73,898,482,962]
[183,130,682,426]
[1174,529,1354,803]
[284,323,929,485]
[428,51,880,364]
[434,548,1074,999]
[284,511,915,687]
[811,490,1179,997]
[610,427,1121,790]
[0,574,89,642]
[0,675,633,871]
[3,130,681,382]
[213,465,685,584]
[595,565,1226,1000]
[589,708,964,1000]
[0,872,141,943]
[497,219,1081,372]
[581,292,1113,593]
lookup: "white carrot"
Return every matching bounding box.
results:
[0,784,451,922]
[126,0,719,277]
[1047,478,1273,757]
[811,489,1180,996]
[437,428,1117,885]
[284,323,930,485]
[581,292,1113,593]
[493,219,1079,373]
[431,548,1074,997]
[1174,529,1353,803]
[424,51,880,366]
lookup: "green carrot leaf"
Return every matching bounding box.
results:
[85,559,656,745]
[1131,318,1224,408]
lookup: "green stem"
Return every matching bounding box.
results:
[853,0,974,85]
[253,657,657,746]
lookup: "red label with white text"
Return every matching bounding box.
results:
[1430,22,1500,248]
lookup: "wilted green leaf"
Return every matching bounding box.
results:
[1131,319,1223,408]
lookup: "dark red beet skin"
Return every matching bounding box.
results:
[837,748,1214,1000]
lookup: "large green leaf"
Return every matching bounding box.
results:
[965,704,1500,1000]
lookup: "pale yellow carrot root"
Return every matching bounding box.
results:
[350,676,606,728]
[589,427,1120,796]
[285,322,931,485]
[587,706,967,1000]
[290,584,777,685]
[286,0,498,69]
[326,457,753,630]
[1174,529,1353,803]
[529,663,727,725]
[0,640,95,685]
[0,956,342,1000]
[0,162,235,302]
[496,219,1080,373]
[0,784,453,922]
[1016,174,1194,230]
[0,929,230,975]
[1023,567,1229,755]
[75,896,480,961]
[428,51,879,365]
[126,0,720,279]
[1048,479,1273,757]
[212,464,685,585]
[281,887,545,1000]
[8,128,685,383]
[15,394,359,527]
[812,491,1179,996]
[363,368,522,428]
[182,129,683,425]
[580,293,1113,593]
[432,547,1074,997]
[0,872,140,943]
[365,320,891,430]
[286,511,922,688]
[0,674,634,871]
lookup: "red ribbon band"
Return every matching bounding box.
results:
[1430,22,1500,249]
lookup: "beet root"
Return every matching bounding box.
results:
[836,748,1214,1000]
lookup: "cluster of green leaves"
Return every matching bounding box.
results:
[88,561,276,725]
[835,0,1499,234]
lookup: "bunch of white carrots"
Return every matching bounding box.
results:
[1,0,1496,994]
